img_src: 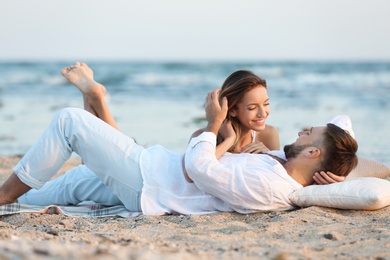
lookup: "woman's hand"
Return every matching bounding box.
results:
[313,171,346,185]
[241,141,270,154]
[219,119,236,140]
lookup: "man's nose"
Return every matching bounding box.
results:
[298,131,307,136]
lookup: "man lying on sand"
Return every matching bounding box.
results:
[62,62,347,185]
[0,71,358,215]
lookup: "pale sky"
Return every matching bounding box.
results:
[1,0,390,61]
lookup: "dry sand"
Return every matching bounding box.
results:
[0,156,389,260]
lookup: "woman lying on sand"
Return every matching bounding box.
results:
[0,63,358,217]
[63,62,344,184]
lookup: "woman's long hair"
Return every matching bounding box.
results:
[217,70,267,152]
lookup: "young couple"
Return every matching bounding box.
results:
[0,63,358,215]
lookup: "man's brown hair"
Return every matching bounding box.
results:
[319,123,358,177]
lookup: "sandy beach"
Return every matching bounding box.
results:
[0,156,389,259]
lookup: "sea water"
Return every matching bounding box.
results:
[0,61,389,165]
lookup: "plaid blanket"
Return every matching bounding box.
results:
[0,203,141,218]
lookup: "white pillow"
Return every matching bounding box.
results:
[289,177,390,210]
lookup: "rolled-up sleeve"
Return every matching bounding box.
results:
[184,132,256,210]
[185,132,218,184]
[185,132,218,180]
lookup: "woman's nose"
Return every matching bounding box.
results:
[257,108,267,118]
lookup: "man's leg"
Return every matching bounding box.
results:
[0,174,30,205]
[18,165,122,206]
[61,62,119,130]
[0,108,144,211]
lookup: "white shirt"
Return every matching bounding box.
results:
[139,132,302,215]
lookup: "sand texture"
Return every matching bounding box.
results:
[0,156,389,260]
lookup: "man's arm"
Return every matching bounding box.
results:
[187,83,234,160]
[188,121,235,160]
[203,89,228,136]
[184,131,271,211]
[184,88,228,186]
[184,89,252,208]
[313,171,346,184]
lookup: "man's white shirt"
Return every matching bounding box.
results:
[140,132,302,215]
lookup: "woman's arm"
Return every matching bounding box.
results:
[189,119,236,160]
[241,125,280,154]
[255,125,280,151]
[215,120,236,159]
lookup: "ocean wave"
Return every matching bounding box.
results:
[1,61,390,162]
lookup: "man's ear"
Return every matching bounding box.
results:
[305,147,321,158]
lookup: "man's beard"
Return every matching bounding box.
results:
[284,143,311,160]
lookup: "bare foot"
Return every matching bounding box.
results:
[0,195,16,205]
[62,62,116,125]
[61,62,106,97]
[0,174,31,206]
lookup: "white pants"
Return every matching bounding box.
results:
[16,108,144,212]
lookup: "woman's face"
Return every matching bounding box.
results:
[230,85,270,132]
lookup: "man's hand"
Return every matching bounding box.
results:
[205,89,228,135]
[313,171,346,185]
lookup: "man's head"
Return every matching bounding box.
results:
[319,123,358,177]
[284,123,358,178]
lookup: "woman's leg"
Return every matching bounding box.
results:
[61,62,119,130]
[0,108,144,211]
